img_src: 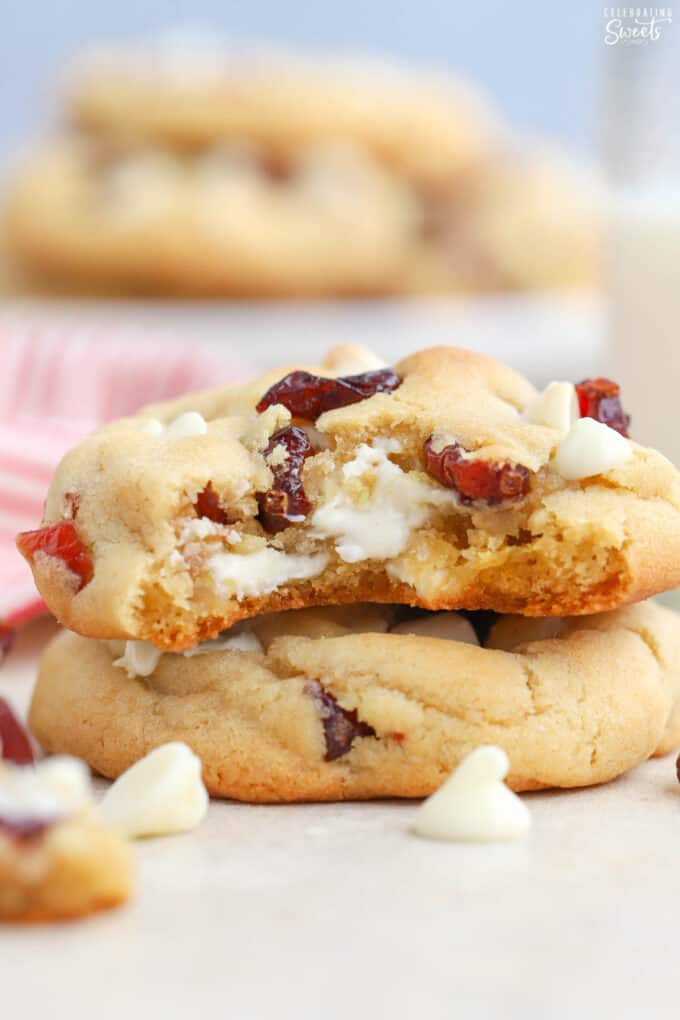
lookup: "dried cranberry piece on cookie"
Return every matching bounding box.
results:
[575,378,631,437]
[305,682,375,761]
[424,438,531,505]
[194,483,231,525]
[16,521,93,592]
[256,368,401,420]
[258,426,315,533]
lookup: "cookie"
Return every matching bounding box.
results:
[67,42,496,187]
[16,346,680,650]
[405,151,600,293]
[3,43,598,296]
[29,601,680,802]
[3,137,420,297]
[3,140,597,296]
[0,757,132,921]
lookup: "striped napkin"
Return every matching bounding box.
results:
[0,326,247,627]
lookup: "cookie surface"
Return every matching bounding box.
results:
[17,346,680,649]
[29,601,680,802]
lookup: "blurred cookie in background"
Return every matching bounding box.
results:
[1,39,599,298]
[67,40,496,187]
[4,137,423,297]
[406,149,601,293]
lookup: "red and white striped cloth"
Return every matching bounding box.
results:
[0,326,249,626]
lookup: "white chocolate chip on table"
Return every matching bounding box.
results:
[98,742,208,839]
[414,746,531,842]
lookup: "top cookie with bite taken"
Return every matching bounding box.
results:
[16,343,680,650]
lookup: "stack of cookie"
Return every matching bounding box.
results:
[19,344,680,801]
[2,41,598,296]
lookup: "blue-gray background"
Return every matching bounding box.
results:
[2,1,602,156]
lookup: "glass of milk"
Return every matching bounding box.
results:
[605,25,680,464]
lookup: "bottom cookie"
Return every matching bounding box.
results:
[30,601,680,803]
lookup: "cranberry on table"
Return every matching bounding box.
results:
[16,521,93,592]
[256,368,401,421]
[424,439,531,505]
[258,426,314,533]
[575,378,631,437]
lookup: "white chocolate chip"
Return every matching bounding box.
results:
[113,640,163,679]
[0,756,94,828]
[98,742,208,839]
[166,411,208,438]
[111,628,264,679]
[207,547,328,599]
[389,612,479,645]
[38,757,94,812]
[524,381,578,433]
[141,417,165,436]
[311,442,453,563]
[141,411,208,438]
[214,631,263,653]
[552,417,632,481]
[413,746,531,842]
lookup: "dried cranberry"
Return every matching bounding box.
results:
[16,521,93,592]
[0,624,14,659]
[0,697,34,765]
[424,438,531,505]
[256,368,401,421]
[305,682,375,762]
[194,483,231,525]
[258,426,314,533]
[676,751,680,785]
[575,378,631,437]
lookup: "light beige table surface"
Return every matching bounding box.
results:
[2,617,679,1020]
